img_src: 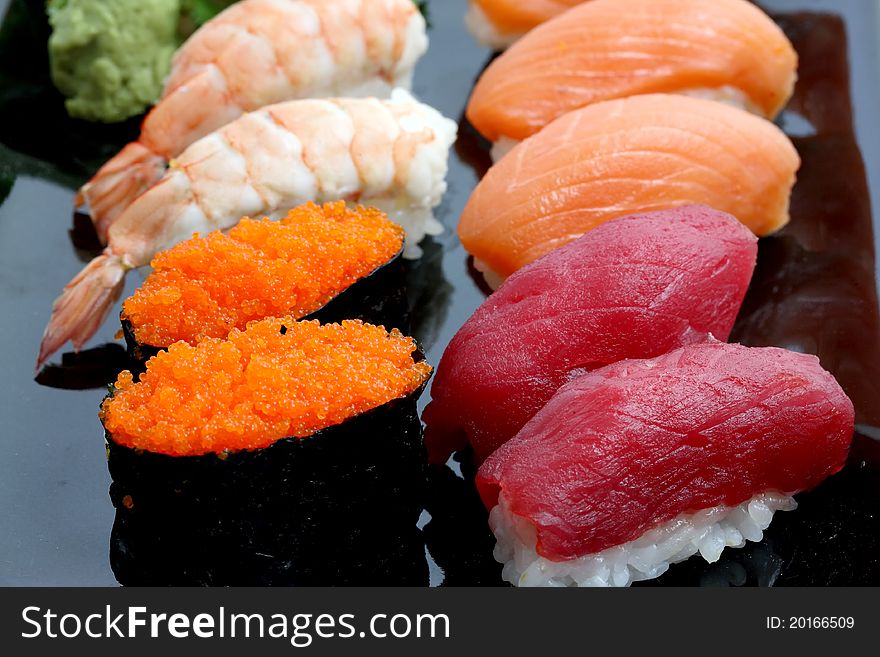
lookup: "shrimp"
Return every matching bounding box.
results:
[77,0,428,243]
[37,91,457,371]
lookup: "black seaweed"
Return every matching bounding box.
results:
[121,248,411,370]
[301,247,410,332]
[120,318,161,366]
[106,378,429,586]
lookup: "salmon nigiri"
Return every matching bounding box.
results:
[467,0,797,159]
[458,93,800,286]
[465,0,586,50]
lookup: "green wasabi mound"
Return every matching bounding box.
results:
[48,0,180,123]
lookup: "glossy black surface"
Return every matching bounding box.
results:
[1,0,879,586]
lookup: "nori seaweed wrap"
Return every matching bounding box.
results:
[120,202,410,368]
[101,318,432,586]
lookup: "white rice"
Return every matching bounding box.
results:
[464,2,521,51]
[371,200,445,259]
[377,89,458,259]
[678,85,763,116]
[489,490,797,587]
[490,136,520,162]
[472,257,506,290]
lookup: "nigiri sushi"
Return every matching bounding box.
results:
[467,0,797,159]
[465,0,586,50]
[37,91,456,370]
[102,318,432,584]
[477,342,854,587]
[459,93,799,285]
[425,206,757,464]
[79,0,428,242]
[121,202,408,365]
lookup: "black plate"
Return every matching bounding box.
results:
[1,0,879,586]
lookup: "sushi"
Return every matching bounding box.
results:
[459,93,799,285]
[100,317,433,585]
[477,342,854,587]
[424,205,757,464]
[79,0,429,241]
[467,0,797,159]
[120,202,408,365]
[465,0,585,50]
[36,91,457,371]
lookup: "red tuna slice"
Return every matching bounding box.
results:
[476,342,855,562]
[423,205,757,464]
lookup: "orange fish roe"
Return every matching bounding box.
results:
[100,318,432,457]
[121,202,404,347]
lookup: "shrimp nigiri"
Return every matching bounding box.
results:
[465,0,586,50]
[37,91,457,370]
[78,0,428,242]
[467,0,797,159]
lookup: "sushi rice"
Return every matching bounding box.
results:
[248,89,456,259]
[489,491,797,587]
[362,89,457,259]
[464,3,521,51]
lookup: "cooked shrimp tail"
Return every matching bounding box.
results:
[76,144,166,243]
[36,253,129,372]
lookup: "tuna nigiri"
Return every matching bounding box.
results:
[424,206,757,464]
[79,0,428,242]
[459,93,799,285]
[465,0,586,50]
[36,92,456,370]
[478,342,854,587]
[467,0,797,158]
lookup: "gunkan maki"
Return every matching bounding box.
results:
[119,201,410,365]
[100,317,432,586]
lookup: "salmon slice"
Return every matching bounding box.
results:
[466,0,586,49]
[458,93,800,283]
[467,0,797,148]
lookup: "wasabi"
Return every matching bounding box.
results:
[47,0,179,123]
